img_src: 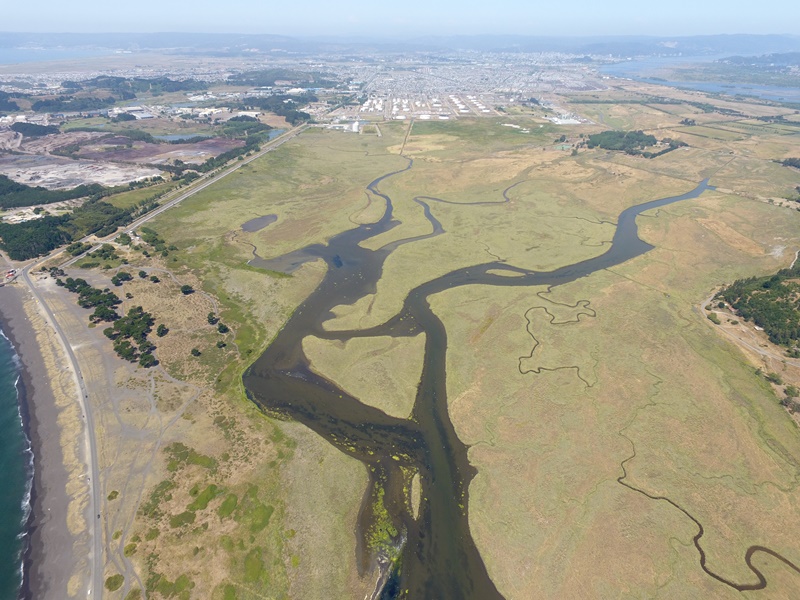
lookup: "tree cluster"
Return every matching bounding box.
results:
[103,306,157,366]
[0,197,155,260]
[641,138,688,159]
[586,130,658,153]
[241,94,315,126]
[717,264,800,351]
[11,122,60,137]
[220,119,272,139]
[70,202,132,238]
[58,276,122,322]
[31,76,198,114]
[0,215,72,260]
[57,274,160,367]
[586,130,686,159]
[0,91,19,112]
[684,101,744,117]
[226,69,335,89]
[782,158,800,169]
[69,75,207,97]
[138,227,167,252]
[31,96,115,113]
[112,112,137,122]
[66,241,93,256]
[192,137,261,173]
[89,243,119,261]
[0,174,105,209]
[111,271,133,286]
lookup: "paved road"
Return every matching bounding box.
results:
[11,122,308,598]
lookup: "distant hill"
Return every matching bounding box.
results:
[0,32,799,58]
[721,52,800,65]
[414,34,800,56]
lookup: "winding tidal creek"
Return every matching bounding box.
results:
[243,161,717,598]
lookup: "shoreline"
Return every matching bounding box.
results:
[0,322,35,600]
[0,287,41,600]
[15,366,36,600]
[0,282,85,599]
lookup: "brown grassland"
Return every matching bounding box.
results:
[58,82,800,598]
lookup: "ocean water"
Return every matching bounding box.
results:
[0,47,112,66]
[0,327,31,599]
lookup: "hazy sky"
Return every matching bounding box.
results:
[3,0,798,37]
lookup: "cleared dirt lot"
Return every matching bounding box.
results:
[74,136,244,165]
[0,153,161,189]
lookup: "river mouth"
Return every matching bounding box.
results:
[243,158,715,598]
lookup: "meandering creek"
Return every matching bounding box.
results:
[243,160,715,598]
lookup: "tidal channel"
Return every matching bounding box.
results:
[243,160,714,599]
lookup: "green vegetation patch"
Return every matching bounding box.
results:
[243,547,265,582]
[366,485,399,555]
[139,480,175,519]
[105,574,124,592]
[165,442,217,471]
[106,180,178,210]
[217,494,238,519]
[147,572,194,599]
[222,584,237,600]
[679,124,746,141]
[187,484,223,511]
[169,511,196,528]
[247,503,275,533]
[235,485,275,533]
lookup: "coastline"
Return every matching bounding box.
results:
[0,282,88,599]
[14,367,35,600]
[0,319,34,600]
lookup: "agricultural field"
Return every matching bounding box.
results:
[54,83,800,598]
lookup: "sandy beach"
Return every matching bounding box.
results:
[0,277,91,599]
